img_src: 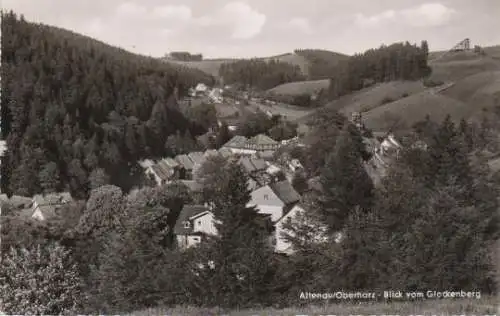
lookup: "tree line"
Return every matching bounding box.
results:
[219,59,306,91]
[2,110,499,314]
[294,48,350,80]
[0,11,215,199]
[326,41,431,99]
[166,51,203,61]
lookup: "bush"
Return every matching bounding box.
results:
[0,243,85,315]
[423,78,444,87]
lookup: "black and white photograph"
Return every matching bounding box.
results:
[0,0,499,315]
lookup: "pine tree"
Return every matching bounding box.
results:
[39,161,61,194]
[195,161,274,308]
[318,125,374,232]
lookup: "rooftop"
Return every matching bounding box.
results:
[247,134,278,147]
[269,180,301,205]
[175,154,195,170]
[223,135,249,149]
[174,205,210,235]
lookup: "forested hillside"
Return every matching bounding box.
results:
[218,59,306,90]
[0,11,214,198]
[326,41,431,99]
[294,49,350,80]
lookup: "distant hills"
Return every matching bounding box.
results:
[299,46,500,132]
[162,50,349,80]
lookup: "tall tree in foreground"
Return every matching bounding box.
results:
[318,124,374,232]
[192,162,275,308]
[0,243,85,315]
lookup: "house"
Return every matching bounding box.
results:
[178,180,204,203]
[175,154,195,179]
[238,156,267,175]
[31,192,73,221]
[146,158,179,186]
[380,133,402,155]
[188,151,205,175]
[174,205,217,249]
[246,180,301,222]
[222,134,280,155]
[208,88,223,103]
[194,83,208,96]
[222,135,254,154]
[246,134,280,152]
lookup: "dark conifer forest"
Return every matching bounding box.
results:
[219,59,306,90]
[326,41,431,99]
[1,11,214,198]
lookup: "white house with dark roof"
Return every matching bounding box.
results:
[174,205,217,249]
[246,180,301,222]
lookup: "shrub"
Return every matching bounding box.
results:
[0,243,85,315]
[423,78,444,87]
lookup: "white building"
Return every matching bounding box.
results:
[174,205,218,249]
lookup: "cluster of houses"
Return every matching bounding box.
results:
[138,133,310,254]
[0,109,407,256]
[188,83,224,104]
[0,192,74,221]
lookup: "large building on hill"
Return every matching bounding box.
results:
[222,134,280,155]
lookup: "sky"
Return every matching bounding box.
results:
[2,0,500,59]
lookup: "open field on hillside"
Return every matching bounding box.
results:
[359,70,500,131]
[295,81,426,124]
[166,53,311,78]
[250,101,314,121]
[267,79,330,96]
[362,91,470,131]
[429,56,500,83]
[130,297,499,316]
[441,70,500,109]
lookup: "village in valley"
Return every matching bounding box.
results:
[0,81,403,255]
[1,5,499,315]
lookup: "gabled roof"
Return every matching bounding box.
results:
[248,134,278,147]
[223,135,248,149]
[188,152,205,165]
[175,154,195,170]
[251,158,267,171]
[269,181,301,205]
[151,163,171,181]
[174,205,209,235]
[163,157,179,168]
[249,185,284,207]
[239,156,257,173]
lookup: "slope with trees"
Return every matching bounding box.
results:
[219,59,306,91]
[1,11,214,198]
